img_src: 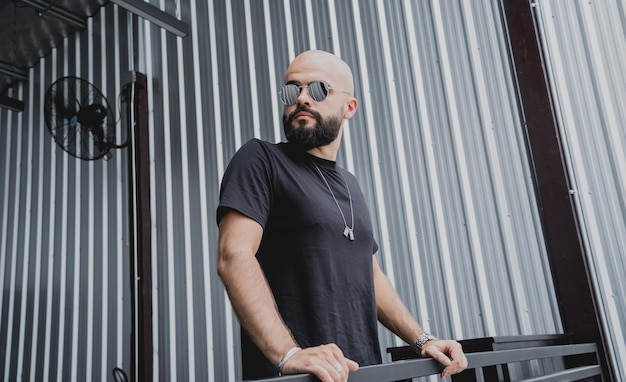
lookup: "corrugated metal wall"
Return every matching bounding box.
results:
[534,0,626,378]
[12,0,626,380]
[0,6,134,381]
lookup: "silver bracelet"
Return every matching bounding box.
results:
[277,346,302,376]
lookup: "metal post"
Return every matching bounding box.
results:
[500,1,612,380]
[127,71,153,382]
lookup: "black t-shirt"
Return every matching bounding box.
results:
[217,139,382,379]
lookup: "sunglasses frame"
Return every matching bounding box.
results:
[279,81,350,105]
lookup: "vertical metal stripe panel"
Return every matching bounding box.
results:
[8,85,22,380]
[244,2,260,138]
[0,5,133,380]
[377,0,437,345]
[432,0,479,338]
[0,110,6,375]
[85,18,95,380]
[160,22,178,382]
[205,1,228,379]
[29,63,46,381]
[2,86,19,381]
[0,107,7,375]
[535,0,626,378]
[188,0,215,379]
[69,32,83,382]
[98,10,108,381]
[0,91,8,371]
[42,51,57,382]
[175,11,198,379]
[461,0,513,335]
[320,0,352,171]
[220,1,238,380]
[0,97,10,361]
[434,0,493,339]
[56,39,70,382]
[225,0,242,148]
[177,10,193,382]
[402,0,456,339]
[351,0,398,297]
[15,70,33,380]
[262,0,283,144]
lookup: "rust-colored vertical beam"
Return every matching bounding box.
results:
[501,0,612,379]
[129,71,153,382]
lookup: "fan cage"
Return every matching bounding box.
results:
[44,76,118,160]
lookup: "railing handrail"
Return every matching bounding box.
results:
[249,343,600,382]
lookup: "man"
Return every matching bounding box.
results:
[217,50,467,381]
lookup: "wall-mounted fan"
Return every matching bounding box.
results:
[44,76,128,160]
[43,74,140,380]
[41,72,151,380]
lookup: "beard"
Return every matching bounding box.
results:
[283,106,342,150]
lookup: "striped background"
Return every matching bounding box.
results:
[0,0,624,380]
[535,0,626,379]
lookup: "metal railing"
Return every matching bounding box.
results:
[251,342,601,382]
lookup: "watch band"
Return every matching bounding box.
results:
[415,332,437,354]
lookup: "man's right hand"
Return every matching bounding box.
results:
[280,344,359,382]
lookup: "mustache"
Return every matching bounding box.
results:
[285,105,322,123]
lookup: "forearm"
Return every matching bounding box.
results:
[373,257,468,377]
[218,252,297,366]
[217,211,297,366]
[373,258,424,346]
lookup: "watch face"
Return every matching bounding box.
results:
[416,333,436,350]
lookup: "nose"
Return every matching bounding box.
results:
[295,85,312,105]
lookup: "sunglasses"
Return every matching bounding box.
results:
[279,81,350,105]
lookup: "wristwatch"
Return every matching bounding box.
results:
[415,332,437,354]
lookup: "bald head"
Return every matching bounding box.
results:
[285,50,355,95]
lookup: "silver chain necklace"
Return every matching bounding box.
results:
[311,161,355,241]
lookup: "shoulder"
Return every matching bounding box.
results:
[233,139,288,160]
[338,165,359,185]
[224,139,297,182]
[226,139,276,171]
[235,138,272,156]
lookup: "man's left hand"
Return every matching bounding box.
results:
[421,339,468,378]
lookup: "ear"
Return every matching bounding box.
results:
[343,97,358,120]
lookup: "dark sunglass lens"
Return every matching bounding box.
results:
[280,84,300,105]
[309,81,329,102]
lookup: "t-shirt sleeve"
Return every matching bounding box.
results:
[216,139,273,227]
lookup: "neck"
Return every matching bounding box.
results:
[307,145,338,161]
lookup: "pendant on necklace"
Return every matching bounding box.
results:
[311,160,355,242]
[343,226,355,241]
